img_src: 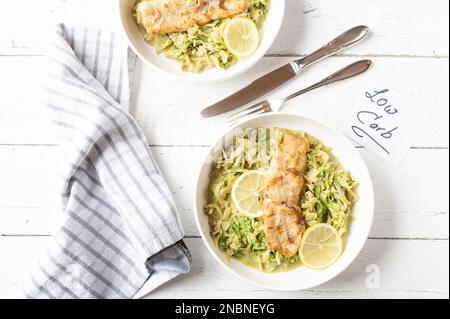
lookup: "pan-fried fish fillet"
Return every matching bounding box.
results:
[264,172,303,208]
[263,204,305,256]
[276,132,310,173]
[136,0,248,36]
[263,132,310,257]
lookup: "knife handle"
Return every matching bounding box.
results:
[296,26,369,70]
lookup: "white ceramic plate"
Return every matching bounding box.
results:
[194,113,375,290]
[117,0,285,82]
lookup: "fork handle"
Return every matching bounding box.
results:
[282,60,372,103]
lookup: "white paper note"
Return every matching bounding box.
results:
[341,73,430,167]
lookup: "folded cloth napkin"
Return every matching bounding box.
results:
[22,24,191,299]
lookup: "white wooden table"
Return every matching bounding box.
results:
[0,0,448,299]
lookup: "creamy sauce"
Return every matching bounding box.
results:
[237,253,302,273]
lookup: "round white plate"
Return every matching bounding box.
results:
[117,0,285,82]
[194,112,375,291]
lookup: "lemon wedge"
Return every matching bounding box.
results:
[224,18,260,57]
[231,171,268,218]
[299,223,343,270]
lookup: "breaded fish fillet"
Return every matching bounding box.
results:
[263,132,310,257]
[136,0,248,35]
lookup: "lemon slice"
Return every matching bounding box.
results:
[299,223,343,270]
[224,18,259,57]
[231,171,268,218]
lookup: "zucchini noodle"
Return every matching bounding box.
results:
[205,128,358,272]
[134,0,271,73]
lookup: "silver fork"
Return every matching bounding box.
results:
[227,59,372,126]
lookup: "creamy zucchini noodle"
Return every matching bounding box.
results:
[205,128,358,272]
[134,0,270,72]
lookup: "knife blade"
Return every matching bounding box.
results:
[201,62,300,117]
[201,25,370,118]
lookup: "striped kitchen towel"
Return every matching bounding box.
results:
[22,24,191,299]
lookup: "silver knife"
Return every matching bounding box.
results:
[201,25,370,118]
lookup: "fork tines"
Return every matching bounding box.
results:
[226,100,271,126]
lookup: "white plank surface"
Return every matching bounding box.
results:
[0,56,448,147]
[0,237,448,299]
[0,0,448,56]
[0,146,448,238]
[0,0,448,299]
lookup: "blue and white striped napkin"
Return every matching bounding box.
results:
[22,24,191,299]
